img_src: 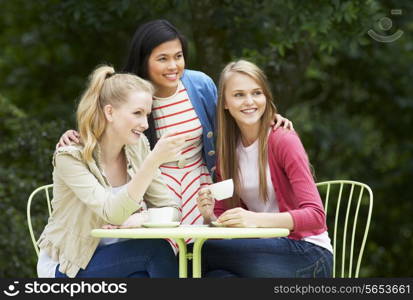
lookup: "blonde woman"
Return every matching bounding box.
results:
[37,65,188,278]
[197,60,333,277]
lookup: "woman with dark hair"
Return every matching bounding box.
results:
[58,20,293,240]
[120,20,218,238]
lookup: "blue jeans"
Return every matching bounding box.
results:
[202,237,333,278]
[55,239,178,278]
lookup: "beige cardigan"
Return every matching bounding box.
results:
[37,135,178,278]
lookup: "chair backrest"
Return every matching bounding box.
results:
[27,184,53,257]
[316,180,373,278]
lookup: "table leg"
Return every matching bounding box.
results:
[192,238,207,278]
[173,239,187,278]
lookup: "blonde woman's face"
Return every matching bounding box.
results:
[224,73,266,130]
[147,38,185,97]
[109,91,152,145]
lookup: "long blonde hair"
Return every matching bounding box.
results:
[76,65,154,162]
[217,60,277,207]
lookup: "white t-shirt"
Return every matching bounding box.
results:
[237,139,333,253]
[37,184,128,278]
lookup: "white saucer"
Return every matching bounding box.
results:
[142,221,180,228]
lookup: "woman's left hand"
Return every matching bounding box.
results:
[102,211,149,229]
[271,113,294,131]
[217,207,259,228]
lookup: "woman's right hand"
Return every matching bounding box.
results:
[56,129,80,149]
[150,131,190,165]
[196,188,215,223]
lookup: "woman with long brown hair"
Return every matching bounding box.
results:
[197,60,333,277]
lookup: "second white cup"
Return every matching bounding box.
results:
[209,179,234,200]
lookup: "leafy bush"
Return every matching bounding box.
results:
[0,95,68,277]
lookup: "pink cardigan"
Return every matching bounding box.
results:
[214,128,327,240]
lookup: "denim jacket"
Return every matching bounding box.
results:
[145,69,218,176]
[37,135,178,278]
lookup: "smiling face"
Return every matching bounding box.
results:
[224,72,267,134]
[147,38,185,97]
[107,90,152,145]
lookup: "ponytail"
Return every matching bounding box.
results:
[76,66,114,162]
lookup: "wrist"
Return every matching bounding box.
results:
[250,211,261,228]
[202,214,217,224]
[146,151,162,168]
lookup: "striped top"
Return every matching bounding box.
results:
[152,81,203,165]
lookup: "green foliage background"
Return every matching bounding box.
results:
[1,0,412,277]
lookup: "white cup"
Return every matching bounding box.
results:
[148,207,177,223]
[209,179,234,200]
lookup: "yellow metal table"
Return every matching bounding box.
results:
[91,226,290,278]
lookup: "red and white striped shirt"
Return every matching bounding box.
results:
[152,81,203,164]
[153,81,212,248]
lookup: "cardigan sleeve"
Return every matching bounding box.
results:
[274,131,326,232]
[182,69,217,125]
[203,74,218,127]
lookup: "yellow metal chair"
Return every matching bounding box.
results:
[316,180,373,278]
[27,184,53,257]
